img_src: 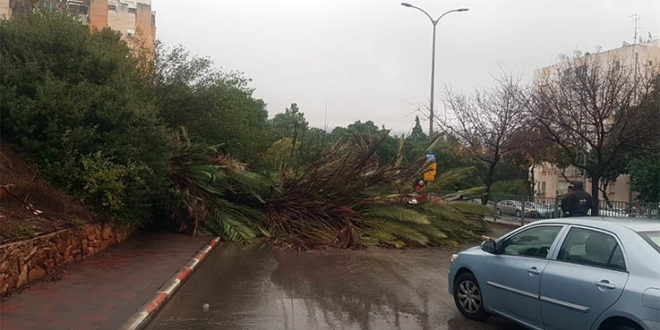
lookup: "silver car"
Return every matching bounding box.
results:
[448,217,660,330]
[496,200,524,217]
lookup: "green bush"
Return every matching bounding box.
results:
[0,13,169,226]
[629,150,660,203]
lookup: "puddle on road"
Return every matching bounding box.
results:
[149,244,519,330]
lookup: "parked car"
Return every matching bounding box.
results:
[472,198,497,210]
[496,200,559,219]
[449,217,660,330]
[600,208,630,218]
[526,202,560,218]
[496,200,524,217]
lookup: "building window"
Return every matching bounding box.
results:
[128,7,136,14]
[108,4,116,11]
[69,4,88,15]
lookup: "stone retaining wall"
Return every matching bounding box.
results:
[0,223,134,296]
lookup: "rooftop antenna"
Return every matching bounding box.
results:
[630,13,640,45]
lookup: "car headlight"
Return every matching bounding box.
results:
[451,254,458,263]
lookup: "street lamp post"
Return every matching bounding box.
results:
[401,3,468,137]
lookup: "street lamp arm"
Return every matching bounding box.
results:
[435,9,465,23]
[403,4,434,24]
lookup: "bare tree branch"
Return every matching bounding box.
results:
[436,73,527,203]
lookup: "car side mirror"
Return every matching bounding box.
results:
[481,240,496,254]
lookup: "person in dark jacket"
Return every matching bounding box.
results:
[566,182,593,217]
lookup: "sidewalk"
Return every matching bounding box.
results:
[0,232,210,330]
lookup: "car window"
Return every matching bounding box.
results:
[638,231,660,253]
[557,228,626,271]
[498,226,562,258]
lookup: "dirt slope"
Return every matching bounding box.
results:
[0,144,100,244]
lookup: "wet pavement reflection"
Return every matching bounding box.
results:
[148,226,524,330]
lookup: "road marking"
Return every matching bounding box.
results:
[145,292,168,314]
[119,236,221,330]
[176,267,191,281]
[160,279,181,297]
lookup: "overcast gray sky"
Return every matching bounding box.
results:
[152,0,660,134]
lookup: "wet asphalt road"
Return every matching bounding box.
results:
[147,224,525,330]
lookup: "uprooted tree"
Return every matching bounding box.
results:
[528,56,660,215]
[170,128,491,249]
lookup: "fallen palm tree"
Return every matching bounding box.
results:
[170,129,490,248]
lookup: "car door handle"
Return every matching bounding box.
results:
[595,280,616,290]
[527,267,542,275]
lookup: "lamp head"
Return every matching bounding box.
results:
[401,2,413,7]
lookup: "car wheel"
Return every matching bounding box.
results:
[515,210,521,217]
[454,273,489,321]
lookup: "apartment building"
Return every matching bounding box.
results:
[532,39,660,202]
[0,0,10,18]
[0,0,155,53]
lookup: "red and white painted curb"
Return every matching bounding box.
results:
[120,237,221,330]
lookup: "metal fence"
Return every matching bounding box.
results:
[475,195,660,224]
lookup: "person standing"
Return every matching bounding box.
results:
[566,182,593,217]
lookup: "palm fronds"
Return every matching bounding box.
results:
[207,213,256,244]
[169,127,491,248]
[360,205,430,225]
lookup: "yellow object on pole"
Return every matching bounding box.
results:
[424,163,437,181]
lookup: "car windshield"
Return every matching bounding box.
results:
[638,231,660,253]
